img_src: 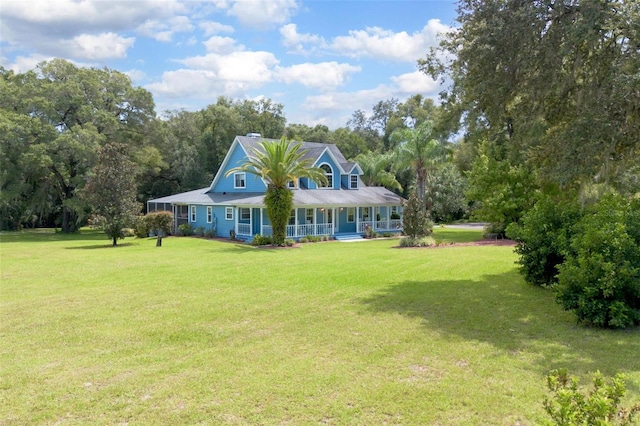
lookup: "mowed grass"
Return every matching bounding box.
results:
[1,229,638,425]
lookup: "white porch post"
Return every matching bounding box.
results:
[249,207,253,236]
[234,207,238,235]
[332,207,336,235]
[260,208,264,235]
[386,206,390,230]
[356,206,360,233]
[172,204,177,233]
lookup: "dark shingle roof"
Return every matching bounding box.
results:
[149,187,403,207]
[235,136,355,174]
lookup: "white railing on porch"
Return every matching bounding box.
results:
[237,223,251,236]
[262,223,334,238]
[358,219,402,233]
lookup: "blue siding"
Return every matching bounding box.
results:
[340,174,348,188]
[188,205,217,233]
[309,150,340,190]
[337,208,356,233]
[215,205,235,238]
[212,144,266,193]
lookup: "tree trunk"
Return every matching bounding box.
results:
[61,207,78,233]
[112,236,117,246]
[156,236,162,247]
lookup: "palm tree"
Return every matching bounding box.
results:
[354,151,402,191]
[225,137,327,246]
[391,121,449,210]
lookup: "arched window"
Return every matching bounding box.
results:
[319,163,333,188]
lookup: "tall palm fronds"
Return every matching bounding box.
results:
[354,151,402,191]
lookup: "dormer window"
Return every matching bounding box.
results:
[287,179,297,189]
[350,174,358,189]
[319,164,333,189]
[234,172,246,189]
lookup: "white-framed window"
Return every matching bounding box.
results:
[363,207,370,220]
[350,175,358,189]
[319,164,333,189]
[347,207,355,223]
[391,206,398,214]
[225,207,233,221]
[234,172,246,189]
[207,206,213,223]
[306,208,314,224]
[190,205,196,222]
[288,209,296,226]
[240,208,250,221]
[287,179,297,189]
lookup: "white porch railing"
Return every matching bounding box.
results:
[358,219,402,233]
[262,223,334,237]
[237,223,251,236]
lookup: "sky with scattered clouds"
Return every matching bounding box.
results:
[1,0,457,129]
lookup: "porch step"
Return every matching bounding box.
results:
[334,233,364,242]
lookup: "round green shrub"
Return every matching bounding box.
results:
[506,196,582,286]
[556,194,640,328]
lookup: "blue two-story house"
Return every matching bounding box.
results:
[147,134,404,241]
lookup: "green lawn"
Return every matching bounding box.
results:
[1,229,638,425]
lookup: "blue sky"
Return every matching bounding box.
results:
[1,0,457,129]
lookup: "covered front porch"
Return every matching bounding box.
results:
[233,205,402,240]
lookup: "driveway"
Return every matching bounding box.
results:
[443,222,488,230]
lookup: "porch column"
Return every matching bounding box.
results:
[234,207,238,235]
[249,207,253,236]
[260,208,264,235]
[356,206,360,233]
[172,204,177,234]
[386,206,390,230]
[332,207,336,235]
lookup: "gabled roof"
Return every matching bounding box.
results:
[234,136,362,176]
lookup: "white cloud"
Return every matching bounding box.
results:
[280,19,451,63]
[330,19,449,62]
[179,51,278,83]
[146,69,219,98]
[199,21,234,37]
[1,0,187,35]
[63,32,135,60]
[136,16,194,42]
[275,62,361,89]
[227,0,299,29]
[203,36,243,54]
[293,70,443,129]
[280,23,325,54]
[5,54,53,73]
[124,69,148,84]
[391,71,440,95]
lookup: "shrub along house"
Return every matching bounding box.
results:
[147,134,404,241]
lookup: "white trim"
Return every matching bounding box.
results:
[190,205,196,222]
[350,174,358,189]
[318,163,333,189]
[312,146,348,175]
[234,172,246,189]
[225,207,233,220]
[347,207,355,223]
[240,207,251,221]
[206,206,213,223]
